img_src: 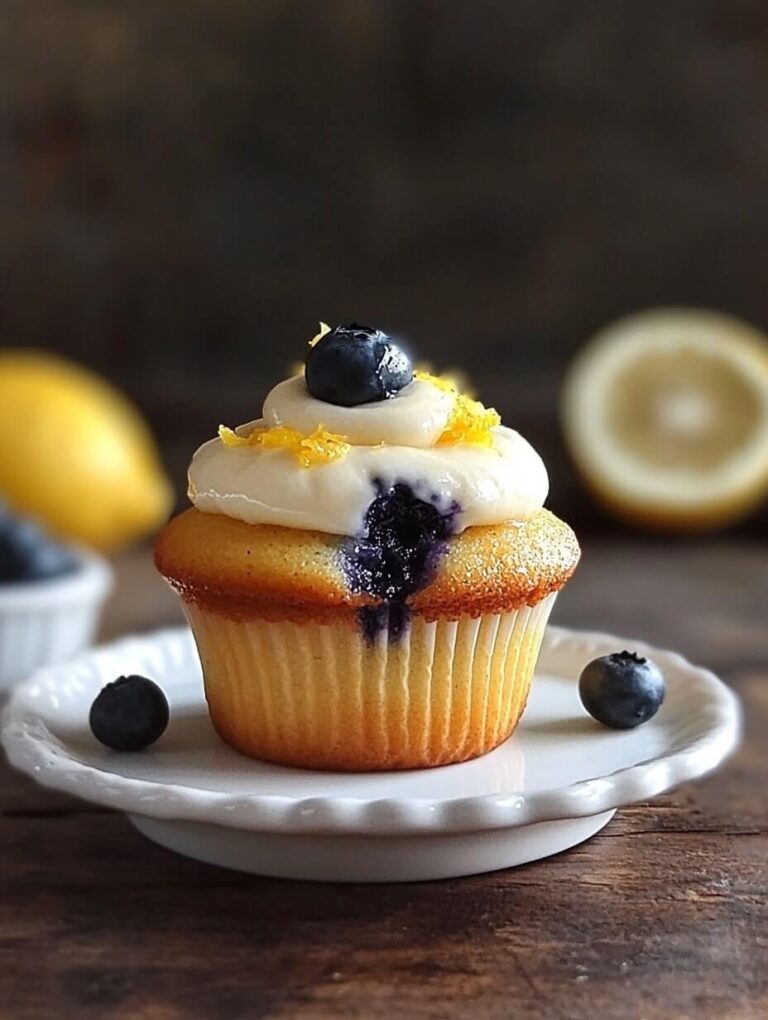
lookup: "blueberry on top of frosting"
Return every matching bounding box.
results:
[305,324,413,407]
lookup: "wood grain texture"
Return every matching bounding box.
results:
[1,541,766,1018]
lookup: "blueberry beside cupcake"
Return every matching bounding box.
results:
[155,324,580,770]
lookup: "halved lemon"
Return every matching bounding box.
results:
[562,309,768,531]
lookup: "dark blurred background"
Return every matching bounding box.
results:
[4,0,768,528]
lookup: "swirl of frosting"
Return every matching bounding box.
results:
[188,373,549,537]
[263,376,454,447]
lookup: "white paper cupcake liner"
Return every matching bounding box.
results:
[184,592,558,770]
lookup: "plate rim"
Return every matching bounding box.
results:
[1,625,741,836]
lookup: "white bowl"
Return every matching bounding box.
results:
[0,548,113,691]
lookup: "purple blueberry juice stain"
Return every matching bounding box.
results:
[342,480,459,643]
[358,603,411,644]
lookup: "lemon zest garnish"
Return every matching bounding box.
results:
[414,369,457,394]
[415,365,476,398]
[414,371,500,447]
[218,424,250,447]
[438,393,501,447]
[218,423,350,467]
[308,321,331,348]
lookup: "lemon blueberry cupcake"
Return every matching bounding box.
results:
[155,324,579,770]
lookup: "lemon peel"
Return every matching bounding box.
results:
[308,322,331,348]
[415,365,475,397]
[415,371,500,447]
[438,393,501,447]
[414,369,457,394]
[0,351,171,550]
[218,423,350,468]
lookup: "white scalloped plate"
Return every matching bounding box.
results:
[1,625,740,882]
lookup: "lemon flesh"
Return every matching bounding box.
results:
[562,310,768,530]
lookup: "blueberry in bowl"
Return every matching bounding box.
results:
[0,505,79,583]
[0,503,112,690]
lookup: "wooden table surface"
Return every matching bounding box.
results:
[2,538,766,1019]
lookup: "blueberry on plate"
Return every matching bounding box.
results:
[89,675,170,751]
[305,323,412,407]
[0,509,78,583]
[579,650,666,729]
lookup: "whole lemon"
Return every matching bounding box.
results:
[0,351,173,551]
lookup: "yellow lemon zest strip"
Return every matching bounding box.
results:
[437,393,501,448]
[218,424,254,447]
[218,423,350,467]
[414,366,476,397]
[414,369,457,394]
[415,371,500,447]
[308,321,331,348]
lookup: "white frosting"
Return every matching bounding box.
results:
[263,376,454,447]
[189,377,549,536]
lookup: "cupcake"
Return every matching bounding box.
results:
[155,324,579,770]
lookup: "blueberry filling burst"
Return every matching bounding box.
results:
[305,323,413,407]
[342,481,458,643]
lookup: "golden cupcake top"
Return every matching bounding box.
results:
[155,506,579,622]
